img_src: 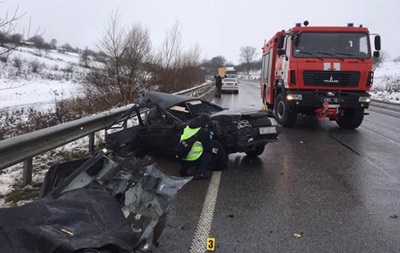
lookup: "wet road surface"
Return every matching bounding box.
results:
[153,80,400,253]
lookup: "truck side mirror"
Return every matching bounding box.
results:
[374,35,381,51]
[277,49,286,56]
[373,51,380,58]
[277,35,285,49]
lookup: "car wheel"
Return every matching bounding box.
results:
[245,145,265,157]
[209,140,228,171]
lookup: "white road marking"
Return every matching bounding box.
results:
[189,171,222,253]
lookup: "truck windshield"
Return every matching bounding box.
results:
[292,32,371,59]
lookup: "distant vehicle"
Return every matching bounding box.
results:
[105,91,279,169]
[218,66,236,78]
[222,77,239,94]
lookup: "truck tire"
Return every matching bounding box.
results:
[245,145,265,157]
[209,140,228,171]
[336,108,364,129]
[274,94,297,127]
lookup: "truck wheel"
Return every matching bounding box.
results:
[209,140,228,171]
[245,145,265,157]
[274,94,297,127]
[336,108,364,129]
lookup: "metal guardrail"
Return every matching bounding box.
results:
[370,98,400,110]
[0,81,214,186]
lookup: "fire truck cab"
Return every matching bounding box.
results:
[261,21,381,128]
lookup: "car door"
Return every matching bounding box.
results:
[141,107,182,155]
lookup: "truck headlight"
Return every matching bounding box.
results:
[286,94,302,101]
[359,96,371,103]
[238,120,252,129]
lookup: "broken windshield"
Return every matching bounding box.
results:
[292,32,371,59]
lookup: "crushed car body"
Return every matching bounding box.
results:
[0,152,191,253]
[105,91,280,169]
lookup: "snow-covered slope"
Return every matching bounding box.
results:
[372,61,400,103]
[0,47,85,111]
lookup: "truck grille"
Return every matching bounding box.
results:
[303,71,360,87]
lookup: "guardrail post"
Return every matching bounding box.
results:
[23,158,33,186]
[89,133,95,153]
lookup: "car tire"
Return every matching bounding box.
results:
[245,145,265,157]
[209,140,228,171]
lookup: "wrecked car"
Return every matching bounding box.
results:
[105,91,279,169]
[0,152,190,253]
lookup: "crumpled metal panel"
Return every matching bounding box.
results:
[0,152,191,253]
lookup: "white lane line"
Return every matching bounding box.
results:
[189,171,222,253]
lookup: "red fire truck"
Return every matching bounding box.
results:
[260,21,381,128]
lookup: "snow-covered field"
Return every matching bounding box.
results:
[371,61,400,103]
[0,47,399,208]
[0,47,84,111]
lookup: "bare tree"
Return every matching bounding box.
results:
[211,56,226,68]
[49,38,57,49]
[121,23,152,89]
[151,21,203,92]
[84,11,153,107]
[151,21,183,91]
[80,47,91,68]
[239,46,258,74]
[200,56,227,76]
[0,7,24,57]
[60,43,74,52]
[28,35,45,48]
[8,33,23,44]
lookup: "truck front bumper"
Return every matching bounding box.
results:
[285,90,371,110]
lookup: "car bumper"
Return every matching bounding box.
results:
[235,126,278,151]
[285,90,371,109]
[221,86,239,92]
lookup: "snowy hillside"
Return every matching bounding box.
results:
[0,47,86,111]
[371,61,400,103]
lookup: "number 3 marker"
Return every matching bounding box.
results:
[206,238,215,251]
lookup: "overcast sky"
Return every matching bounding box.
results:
[1,0,399,64]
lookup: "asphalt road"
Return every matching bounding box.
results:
[153,80,400,253]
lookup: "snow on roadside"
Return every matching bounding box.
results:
[1,46,86,112]
[371,61,400,103]
[0,79,82,111]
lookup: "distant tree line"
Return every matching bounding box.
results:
[200,48,262,77]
